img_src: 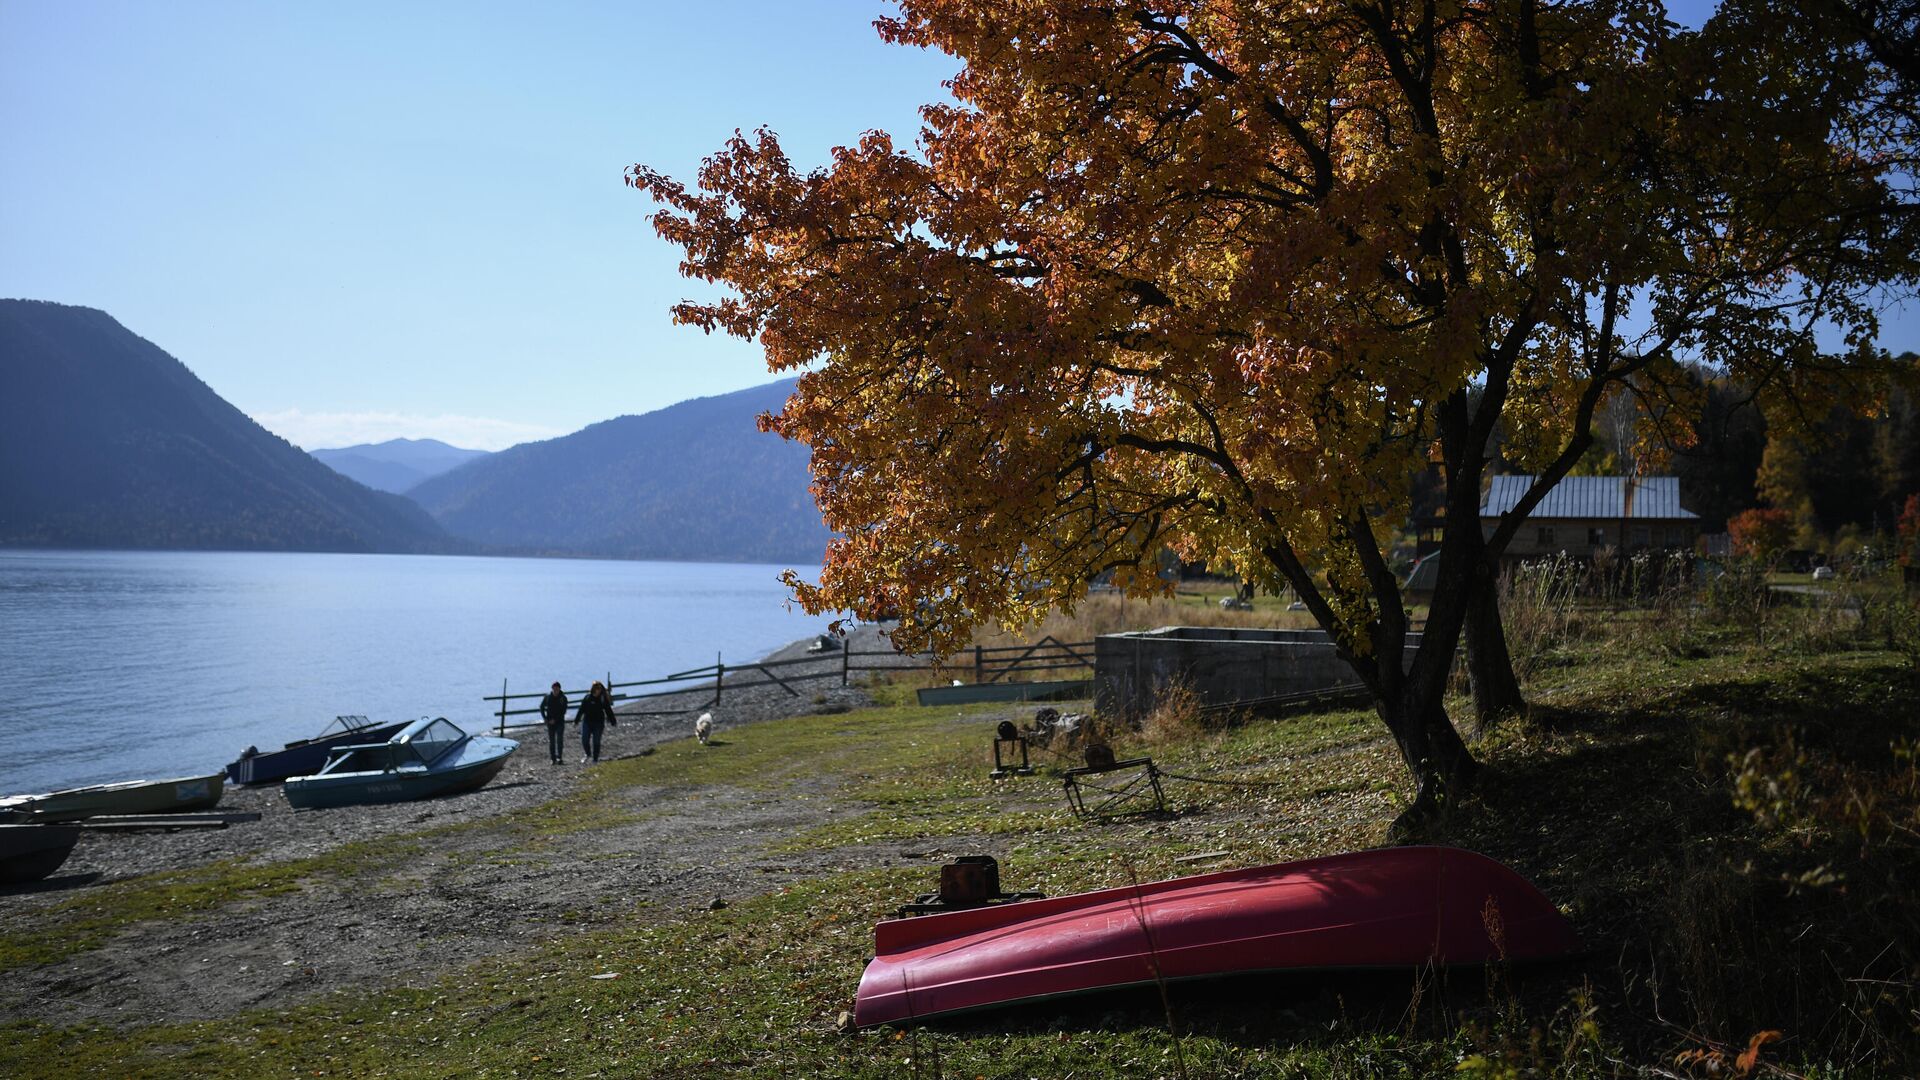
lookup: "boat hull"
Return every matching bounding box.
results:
[0,774,225,824]
[226,721,410,785]
[283,737,516,809]
[854,846,1580,1027]
[0,824,83,883]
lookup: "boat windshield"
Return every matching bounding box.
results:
[323,744,401,774]
[320,715,370,737]
[405,719,466,764]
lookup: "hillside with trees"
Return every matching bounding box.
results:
[0,300,452,553]
[407,378,831,564]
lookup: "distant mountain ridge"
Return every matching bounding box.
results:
[0,300,452,553]
[408,378,831,563]
[311,438,491,494]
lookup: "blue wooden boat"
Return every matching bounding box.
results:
[283,717,516,810]
[225,715,410,785]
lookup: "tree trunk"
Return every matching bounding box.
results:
[1464,571,1526,727]
[1376,688,1480,839]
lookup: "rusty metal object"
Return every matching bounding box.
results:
[896,855,1045,916]
[939,855,1000,903]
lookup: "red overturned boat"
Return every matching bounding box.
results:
[854,846,1580,1027]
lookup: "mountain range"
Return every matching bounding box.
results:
[408,379,832,563]
[0,300,451,553]
[310,438,491,495]
[0,299,830,563]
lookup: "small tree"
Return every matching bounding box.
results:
[1897,494,1920,568]
[1729,508,1797,566]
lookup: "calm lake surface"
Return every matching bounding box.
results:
[0,550,833,794]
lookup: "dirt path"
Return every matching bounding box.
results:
[0,625,945,1027]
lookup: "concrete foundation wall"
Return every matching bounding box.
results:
[1093,626,1423,720]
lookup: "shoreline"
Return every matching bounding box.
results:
[0,552,839,796]
[0,622,941,1027]
[7,624,910,889]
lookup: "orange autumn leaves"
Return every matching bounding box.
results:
[630,0,1914,658]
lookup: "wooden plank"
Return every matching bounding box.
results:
[747,662,802,698]
[982,635,1057,684]
[81,812,263,830]
[84,820,226,831]
[87,812,262,825]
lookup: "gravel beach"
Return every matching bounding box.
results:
[0,622,942,1026]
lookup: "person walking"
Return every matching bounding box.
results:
[576,681,616,763]
[539,681,569,764]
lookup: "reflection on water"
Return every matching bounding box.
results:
[0,550,828,792]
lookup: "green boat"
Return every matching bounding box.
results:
[283,716,516,810]
[0,773,224,823]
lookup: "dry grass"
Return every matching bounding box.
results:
[1137,677,1212,746]
[972,589,1313,650]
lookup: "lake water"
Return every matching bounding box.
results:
[0,550,833,794]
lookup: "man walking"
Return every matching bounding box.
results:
[540,681,569,764]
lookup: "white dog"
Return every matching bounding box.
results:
[695,712,713,745]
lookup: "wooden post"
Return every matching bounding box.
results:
[715,652,724,707]
[841,639,850,686]
[974,645,983,684]
[498,678,507,736]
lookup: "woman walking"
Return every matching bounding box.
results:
[575,681,616,763]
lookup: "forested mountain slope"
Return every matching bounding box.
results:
[0,300,450,553]
[408,378,830,563]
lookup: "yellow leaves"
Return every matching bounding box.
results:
[631,0,1914,667]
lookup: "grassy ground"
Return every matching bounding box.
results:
[2,609,1915,1077]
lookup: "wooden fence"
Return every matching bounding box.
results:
[483,635,1097,734]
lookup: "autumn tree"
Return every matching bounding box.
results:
[633,0,1918,830]
[1898,494,1920,566]
[1756,435,1821,549]
[1728,507,1796,565]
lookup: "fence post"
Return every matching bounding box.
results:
[715,653,724,707]
[974,645,983,684]
[841,640,850,687]
[498,678,507,736]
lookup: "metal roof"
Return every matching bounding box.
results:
[1478,475,1697,521]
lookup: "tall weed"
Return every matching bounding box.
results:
[1137,677,1212,746]
[1498,554,1584,680]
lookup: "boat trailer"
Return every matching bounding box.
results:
[1062,748,1168,819]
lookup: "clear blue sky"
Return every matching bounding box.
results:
[2,1,1908,451]
[0,1,958,449]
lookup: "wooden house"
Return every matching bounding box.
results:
[1479,474,1700,562]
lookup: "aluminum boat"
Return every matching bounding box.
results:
[0,773,224,823]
